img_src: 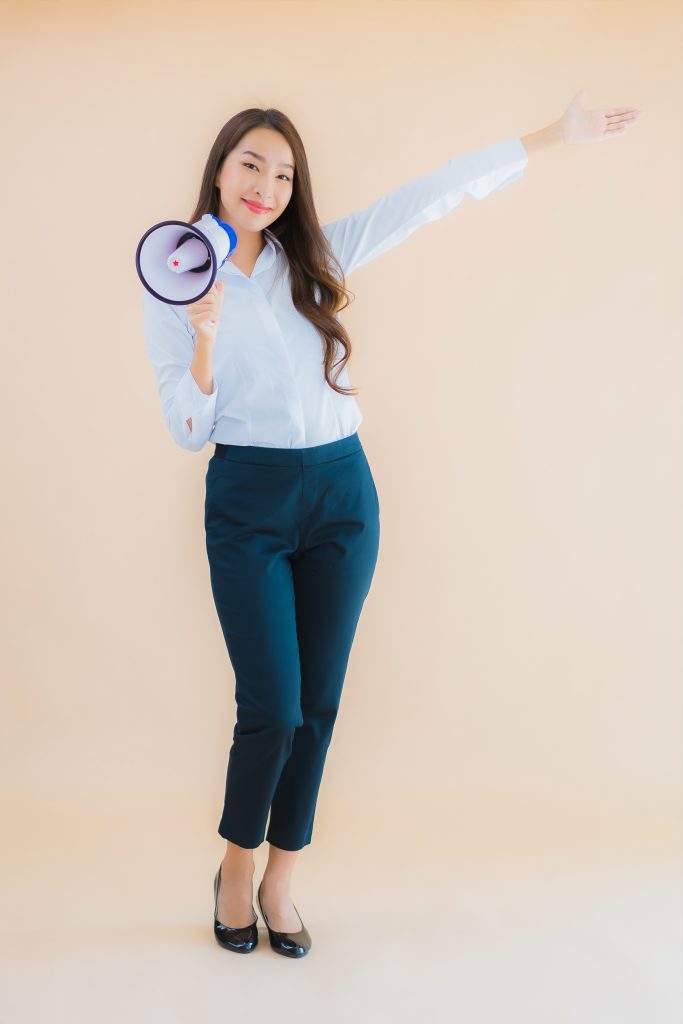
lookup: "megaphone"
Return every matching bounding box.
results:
[135,213,238,325]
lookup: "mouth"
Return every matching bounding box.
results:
[242,198,272,213]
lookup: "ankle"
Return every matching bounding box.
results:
[221,857,255,877]
[261,870,292,890]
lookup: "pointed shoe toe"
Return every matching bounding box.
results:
[213,864,259,953]
[257,880,312,958]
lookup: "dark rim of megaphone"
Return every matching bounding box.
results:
[135,219,218,306]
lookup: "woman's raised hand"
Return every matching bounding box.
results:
[560,87,644,144]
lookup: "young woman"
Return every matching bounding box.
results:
[141,95,642,958]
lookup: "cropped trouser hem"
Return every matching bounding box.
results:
[217,824,313,853]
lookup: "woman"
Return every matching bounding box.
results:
[141,93,642,958]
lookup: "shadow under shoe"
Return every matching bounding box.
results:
[257,879,312,958]
[213,863,259,953]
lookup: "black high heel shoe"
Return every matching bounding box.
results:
[213,863,259,953]
[257,879,312,958]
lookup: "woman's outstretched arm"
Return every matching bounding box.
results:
[321,89,643,279]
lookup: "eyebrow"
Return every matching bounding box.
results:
[241,149,295,172]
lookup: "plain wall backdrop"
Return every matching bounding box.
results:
[1,1,681,1020]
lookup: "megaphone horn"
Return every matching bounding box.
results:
[135,213,238,307]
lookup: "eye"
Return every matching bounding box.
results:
[242,161,290,182]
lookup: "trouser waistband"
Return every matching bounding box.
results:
[213,431,362,467]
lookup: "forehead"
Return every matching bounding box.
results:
[239,129,294,167]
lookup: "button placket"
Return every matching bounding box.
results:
[250,280,307,446]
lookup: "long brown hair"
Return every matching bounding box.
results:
[187,108,358,397]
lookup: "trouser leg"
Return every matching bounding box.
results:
[265,447,380,850]
[205,459,303,849]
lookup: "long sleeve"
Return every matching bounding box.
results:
[321,136,528,278]
[141,289,218,452]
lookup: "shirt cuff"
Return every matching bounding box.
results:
[174,365,218,438]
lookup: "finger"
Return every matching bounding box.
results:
[604,113,640,128]
[604,108,641,121]
[605,114,640,128]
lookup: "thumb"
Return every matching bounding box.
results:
[216,281,223,291]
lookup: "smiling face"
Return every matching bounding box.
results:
[214,127,296,238]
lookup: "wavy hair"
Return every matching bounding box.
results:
[186,108,358,397]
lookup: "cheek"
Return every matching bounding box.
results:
[220,170,244,192]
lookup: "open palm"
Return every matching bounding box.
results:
[561,87,644,143]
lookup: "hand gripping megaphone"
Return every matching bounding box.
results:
[135,213,238,326]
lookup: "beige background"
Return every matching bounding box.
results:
[2,0,681,1020]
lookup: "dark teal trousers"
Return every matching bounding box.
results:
[204,431,380,851]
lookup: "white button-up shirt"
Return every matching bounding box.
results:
[141,136,528,451]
